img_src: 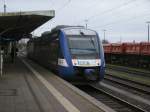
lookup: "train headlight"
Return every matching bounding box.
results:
[72,59,77,66]
[96,59,101,66]
[58,58,68,67]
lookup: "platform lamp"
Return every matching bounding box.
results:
[146,21,150,43]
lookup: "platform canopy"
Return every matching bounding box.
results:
[0,10,55,41]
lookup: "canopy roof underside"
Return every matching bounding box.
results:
[0,10,55,41]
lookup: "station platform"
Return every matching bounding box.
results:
[0,57,114,112]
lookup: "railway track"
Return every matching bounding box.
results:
[105,74,150,96]
[106,64,150,78]
[76,84,147,112]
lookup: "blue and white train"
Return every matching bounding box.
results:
[27,25,105,82]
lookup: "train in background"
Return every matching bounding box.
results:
[27,25,105,82]
[103,42,150,68]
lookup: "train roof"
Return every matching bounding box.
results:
[51,25,85,31]
[41,25,96,37]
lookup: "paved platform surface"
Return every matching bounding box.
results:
[0,57,112,112]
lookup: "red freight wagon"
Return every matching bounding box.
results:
[111,43,123,54]
[104,42,150,68]
[103,44,112,54]
[124,43,140,55]
[140,42,150,56]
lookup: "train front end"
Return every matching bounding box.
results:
[58,27,105,82]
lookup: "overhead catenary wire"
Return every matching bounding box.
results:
[92,12,150,29]
[48,0,55,8]
[56,0,71,14]
[77,0,138,25]
[89,0,138,20]
[85,0,105,10]
[36,0,72,35]
[88,0,150,30]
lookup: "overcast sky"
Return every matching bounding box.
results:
[0,0,150,42]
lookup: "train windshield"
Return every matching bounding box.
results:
[63,28,100,58]
[67,35,99,57]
